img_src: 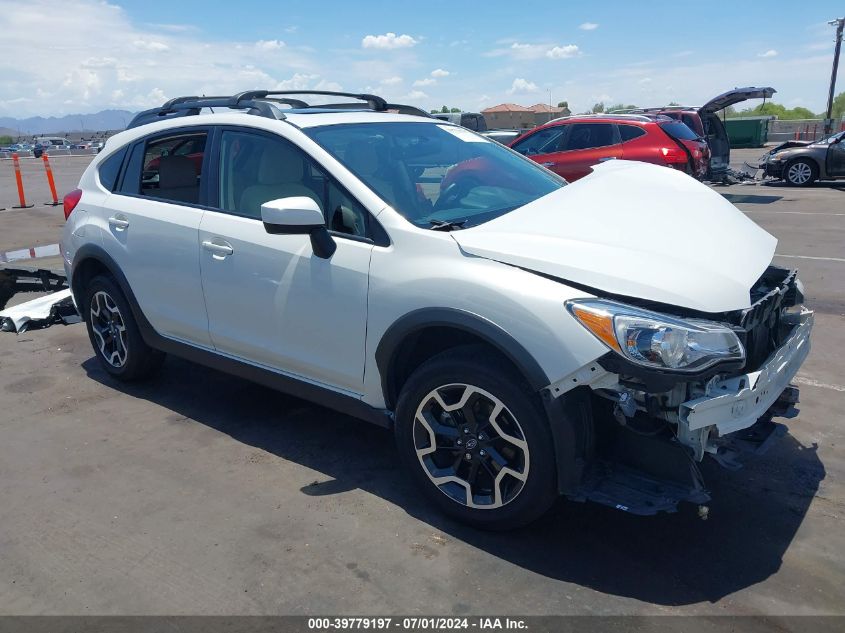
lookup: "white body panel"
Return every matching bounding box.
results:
[452,160,777,313]
[361,212,608,407]
[198,210,372,393]
[99,193,211,346]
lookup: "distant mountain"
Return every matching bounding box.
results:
[0,110,136,136]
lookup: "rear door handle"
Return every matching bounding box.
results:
[108,215,129,230]
[202,239,234,258]
[598,157,617,162]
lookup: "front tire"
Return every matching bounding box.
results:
[83,275,164,381]
[395,346,557,530]
[785,158,817,187]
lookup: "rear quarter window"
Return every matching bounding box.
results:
[618,124,647,142]
[659,121,700,141]
[97,146,128,191]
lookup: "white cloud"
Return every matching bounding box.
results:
[759,49,778,58]
[361,32,418,49]
[275,73,318,90]
[546,44,579,59]
[507,42,548,59]
[380,76,403,85]
[490,42,581,60]
[403,90,428,100]
[255,39,285,51]
[133,40,169,52]
[413,78,435,87]
[431,68,450,78]
[579,22,599,31]
[507,78,539,94]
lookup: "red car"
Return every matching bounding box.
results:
[615,87,776,180]
[508,113,709,182]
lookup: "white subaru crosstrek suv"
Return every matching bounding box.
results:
[62,91,813,530]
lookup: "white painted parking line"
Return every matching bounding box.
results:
[744,210,845,217]
[794,375,845,393]
[775,254,845,263]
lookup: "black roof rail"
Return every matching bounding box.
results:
[234,90,389,111]
[126,90,431,130]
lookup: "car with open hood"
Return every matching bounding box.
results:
[760,130,845,186]
[62,90,812,529]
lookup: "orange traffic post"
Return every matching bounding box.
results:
[42,152,60,206]
[11,153,33,209]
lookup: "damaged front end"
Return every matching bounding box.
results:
[548,266,813,516]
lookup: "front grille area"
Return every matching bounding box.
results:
[735,266,800,371]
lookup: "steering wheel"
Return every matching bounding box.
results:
[434,177,479,212]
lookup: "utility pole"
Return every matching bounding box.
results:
[825,17,844,135]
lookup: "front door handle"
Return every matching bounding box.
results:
[541,161,556,167]
[202,239,234,258]
[108,215,129,230]
[598,157,617,163]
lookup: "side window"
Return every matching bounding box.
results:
[217,129,369,238]
[561,123,616,151]
[140,132,207,204]
[618,124,647,143]
[97,146,128,191]
[511,126,565,156]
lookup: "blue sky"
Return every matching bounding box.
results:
[0,0,843,117]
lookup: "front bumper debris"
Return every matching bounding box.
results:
[679,309,813,437]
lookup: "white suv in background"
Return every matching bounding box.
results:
[62,91,813,529]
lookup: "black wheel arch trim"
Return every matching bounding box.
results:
[375,307,551,410]
[70,244,392,428]
[376,307,588,495]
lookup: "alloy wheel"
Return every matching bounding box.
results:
[413,384,529,509]
[787,162,812,185]
[89,290,128,368]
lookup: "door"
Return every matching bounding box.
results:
[104,128,212,346]
[198,127,374,394]
[702,113,730,177]
[510,125,570,177]
[553,122,622,180]
[825,134,845,178]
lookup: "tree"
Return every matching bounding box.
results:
[450,107,461,113]
[667,101,680,106]
[831,91,845,121]
[728,101,821,120]
[591,102,605,113]
[607,103,638,113]
[0,135,13,146]
[430,109,439,114]
[441,106,449,113]
[557,101,569,109]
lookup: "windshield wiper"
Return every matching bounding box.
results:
[429,219,467,231]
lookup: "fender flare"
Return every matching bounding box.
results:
[374,307,550,410]
[375,307,589,494]
[70,244,158,346]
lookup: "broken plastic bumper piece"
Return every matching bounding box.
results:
[680,308,813,437]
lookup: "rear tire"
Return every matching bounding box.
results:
[83,275,164,381]
[395,345,557,530]
[785,158,817,187]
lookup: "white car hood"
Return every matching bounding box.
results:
[451,160,777,313]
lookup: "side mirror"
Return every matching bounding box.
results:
[260,197,336,259]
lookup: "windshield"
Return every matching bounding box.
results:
[305,122,565,228]
[817,131,845,145]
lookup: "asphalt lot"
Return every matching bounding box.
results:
[0,150,844,616]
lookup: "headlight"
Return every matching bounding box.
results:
[567,300,744,372]
[768,154,786,162]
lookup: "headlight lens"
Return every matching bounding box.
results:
[567,300,744,372]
